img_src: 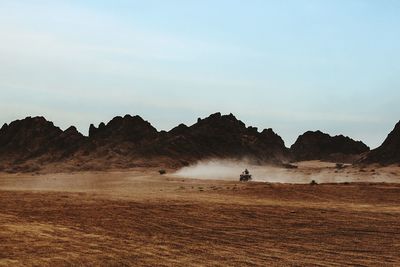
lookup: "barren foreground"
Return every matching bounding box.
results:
[1,165,400,266]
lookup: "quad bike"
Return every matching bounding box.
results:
[239,169,252,182]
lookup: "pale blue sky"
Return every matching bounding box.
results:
[1,0,399,148]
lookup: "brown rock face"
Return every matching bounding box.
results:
[82,115,160,167]
[4,114,400,171]
[0,117,86,171]
[143,112,289,163]
[6,114,390,172]
[361,121,400,165]
[290,131,369,162]
[89,115,158,143]
[0,113,291,172]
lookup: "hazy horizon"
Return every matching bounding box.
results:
[1,1,400,148]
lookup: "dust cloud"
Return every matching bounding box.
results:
[174,159,250,180]
[174,159,308,183]
[174,159,399,184]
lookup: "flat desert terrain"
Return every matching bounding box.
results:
[1,162,400,266]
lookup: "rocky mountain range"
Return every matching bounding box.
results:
[0,113,397,173]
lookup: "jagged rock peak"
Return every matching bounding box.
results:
[291,130,369,161]
[62,126,84,138]
[193,112,246,129]
[361,120,400,164]
[88,114,158,141]
[169,123,189,135]
[0,116,85,161]
[260,128,286,147]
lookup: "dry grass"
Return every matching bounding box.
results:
[1,166,400,266]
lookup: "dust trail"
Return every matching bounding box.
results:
[174,159,305,183]
[174,159,400,184]
[174,159,250,180]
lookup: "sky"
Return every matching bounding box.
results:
[1,0,399,148]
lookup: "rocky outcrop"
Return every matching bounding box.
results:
[0,117,86,171]
[8,113,390,171]
[143,113,289,163]
[361,121,400,165]
[0,113,290,172]
[290,130,369,162]
[89,115,158,142]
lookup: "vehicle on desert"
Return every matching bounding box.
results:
[240,169,252,182]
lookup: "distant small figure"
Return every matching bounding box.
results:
[240,169,252,182]
[159,169,166,175]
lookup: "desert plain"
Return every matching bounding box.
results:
[1,161,399,266]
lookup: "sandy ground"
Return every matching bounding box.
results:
[1,162,400,266]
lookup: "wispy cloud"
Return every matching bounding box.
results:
[1,1,399,148]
